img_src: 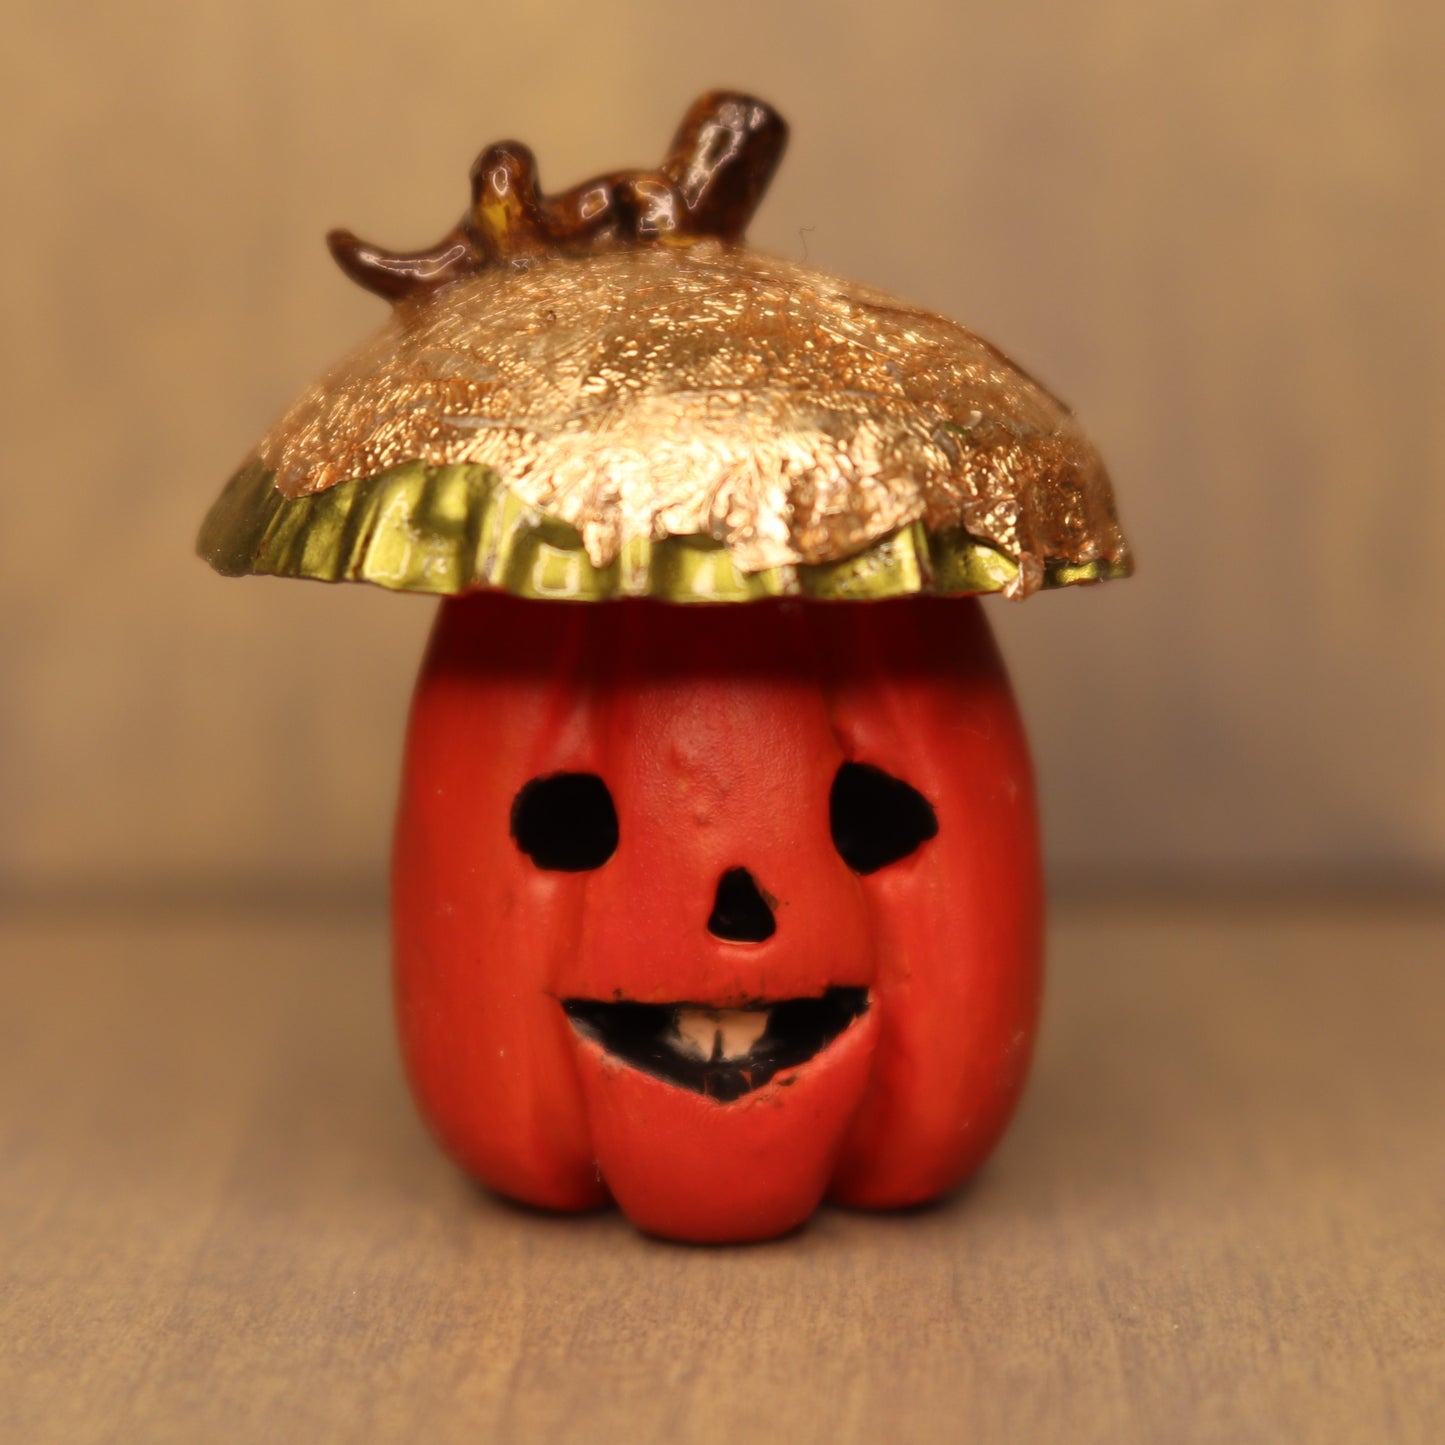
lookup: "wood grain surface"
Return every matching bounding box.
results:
[3,901,1440,1444]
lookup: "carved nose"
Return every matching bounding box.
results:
[707,867,776,943]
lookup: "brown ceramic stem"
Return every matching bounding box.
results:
[328,90,789,303]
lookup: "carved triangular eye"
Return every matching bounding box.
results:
[511,773,619,871]
[829,762,938,874]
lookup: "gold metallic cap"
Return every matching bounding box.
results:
[198,92,1131,602]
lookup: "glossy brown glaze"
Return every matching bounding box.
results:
[328,91,787,303]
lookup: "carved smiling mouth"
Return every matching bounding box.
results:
[562,987,870,1103]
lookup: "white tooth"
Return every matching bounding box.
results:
[669,1007,769,1062]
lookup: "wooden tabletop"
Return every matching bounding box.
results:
[3,900,1441,1444]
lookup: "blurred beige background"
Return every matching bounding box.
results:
[2,0,1441,904]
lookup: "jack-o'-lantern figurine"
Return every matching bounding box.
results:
[200,93,1131,1243]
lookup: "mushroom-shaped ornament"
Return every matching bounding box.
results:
[200,93,1132,1244]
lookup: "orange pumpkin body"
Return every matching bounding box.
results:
[392,592,1041,1242]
